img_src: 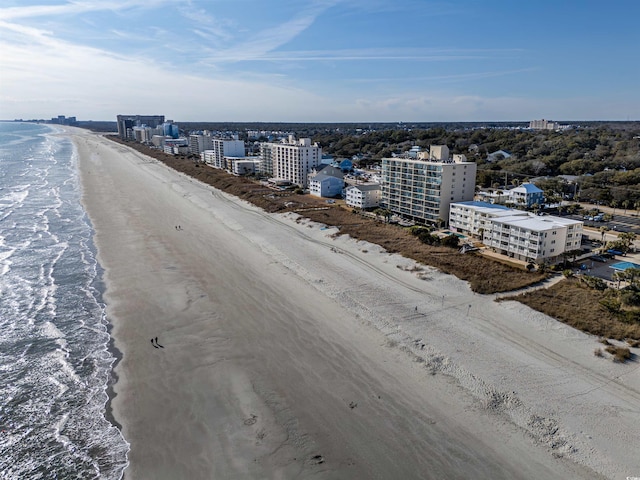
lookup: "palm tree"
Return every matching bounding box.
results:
[619,232,637,252]
[623,199,631,214]
[599,225,610,243]
[613,270,626,289]
[532,202,541,215]
[625,267,640,288]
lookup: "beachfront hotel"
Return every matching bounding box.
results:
[380,145,477,224]
[201,138,246,170]
[449,201,583,262]
[261,135,322,188]
[189,134,215,155]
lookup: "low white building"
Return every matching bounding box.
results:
[449,201,527,237]
[486,215,583,263]
[163,138,189,155]
[151,135,166,148]
[345,184,381,209]
[450,201,583,263]
[227,157,260,175]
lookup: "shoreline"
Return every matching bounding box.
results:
[71,127,128,469]
[70,127,639,480]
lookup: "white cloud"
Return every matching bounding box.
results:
[0,0,170,21]
[0,19,331,120]
[202,1,336,62]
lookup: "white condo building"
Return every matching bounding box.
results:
[345,184,381,209]
[259,143,274,176]
[201,139,245,170]
[262,136,322,188]
[529,119,560,130]
[449,201,583,262]
[189,134,215,155]
[380,145,477,224]
[449,201,524,237]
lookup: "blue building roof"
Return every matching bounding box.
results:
[517,183,543,193]
[339,159,353,172]
[312,173,343,183]
[456,201,511,210]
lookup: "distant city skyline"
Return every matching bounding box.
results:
[1,0,639,122]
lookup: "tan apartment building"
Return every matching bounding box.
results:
[380,145,477,224]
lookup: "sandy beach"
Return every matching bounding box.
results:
[71,127,639,480]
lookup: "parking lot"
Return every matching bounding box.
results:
[574,231,640,283]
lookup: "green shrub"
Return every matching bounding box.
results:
[620,290,640,307]
[413,229,440,246]
[441,234,460,248]
[581,275,608,291]
[599,298,621,313]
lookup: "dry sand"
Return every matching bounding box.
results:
[70,128,639,479]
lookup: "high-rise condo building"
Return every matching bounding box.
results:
[381,145,477,224]
[201,139,245,170]
[189,134,215,155]
[261,135,322,187]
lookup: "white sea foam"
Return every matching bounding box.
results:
[0,188,29,207]
[0,123,128,478]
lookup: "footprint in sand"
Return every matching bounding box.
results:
[243,414,257,426]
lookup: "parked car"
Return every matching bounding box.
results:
[590,255,607,262]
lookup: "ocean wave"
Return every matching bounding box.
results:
[0,123,128,478]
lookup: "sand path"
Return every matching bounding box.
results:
[72,129,639,479]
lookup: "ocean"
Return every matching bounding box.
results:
[0,122,128,479]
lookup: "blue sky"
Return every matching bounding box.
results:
[1,0,638,122]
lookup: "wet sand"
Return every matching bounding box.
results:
[71,128,639,479]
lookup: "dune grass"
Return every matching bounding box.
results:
[505,278,640,341]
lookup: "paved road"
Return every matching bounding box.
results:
[569,203,640,233]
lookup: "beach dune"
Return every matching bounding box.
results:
[72,129,638,480]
